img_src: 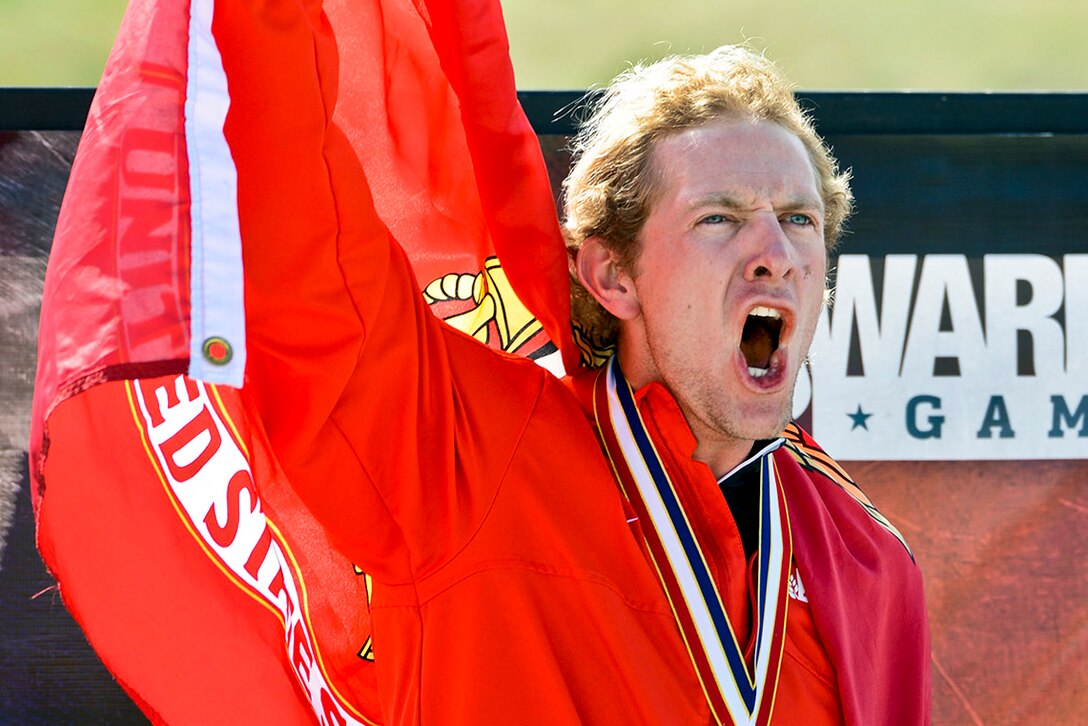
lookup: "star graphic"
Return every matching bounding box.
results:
[848,404,873,431]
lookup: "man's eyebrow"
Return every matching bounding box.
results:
[779,196,825,213]
[685,194,748,210]
[686,194,824,211]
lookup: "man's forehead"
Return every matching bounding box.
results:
[648,120,822,207]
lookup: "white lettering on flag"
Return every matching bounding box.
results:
[133,376,367,725]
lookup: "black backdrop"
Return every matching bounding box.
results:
[2,90,1086,724]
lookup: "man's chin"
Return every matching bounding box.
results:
[725,401,794,442]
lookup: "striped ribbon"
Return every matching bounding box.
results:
[593,358,792,725]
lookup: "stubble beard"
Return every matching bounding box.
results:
[650,338,800,457]
[701,373,797,443]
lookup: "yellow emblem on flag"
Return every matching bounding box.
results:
[423,256,543,354]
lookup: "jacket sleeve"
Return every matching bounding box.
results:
[222,0,561,583]
[211,2,469,583]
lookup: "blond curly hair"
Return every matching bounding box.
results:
[563,45,853,349]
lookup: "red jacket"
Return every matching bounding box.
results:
[276,231,929,724]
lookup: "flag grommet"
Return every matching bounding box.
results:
[202,337,233,366]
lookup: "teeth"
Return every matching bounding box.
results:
[748,366,769,378]
[749,306,781,319]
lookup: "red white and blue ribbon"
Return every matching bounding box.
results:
[594,358,792,725]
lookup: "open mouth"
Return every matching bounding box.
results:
[740,306,783,378]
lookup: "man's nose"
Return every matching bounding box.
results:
[742,214,795,281]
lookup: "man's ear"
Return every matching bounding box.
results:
[574,237,641,320]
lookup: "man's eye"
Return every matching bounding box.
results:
[699,214,727,225]
[785,213,813,226]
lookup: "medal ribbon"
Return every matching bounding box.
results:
[593,358,792,725]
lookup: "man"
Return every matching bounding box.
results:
[293,45,929,724]
[30,0,927,717]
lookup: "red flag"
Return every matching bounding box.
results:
[324,0,575,371]
[31,0,570,722]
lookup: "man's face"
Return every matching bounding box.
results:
[619,118,827,470]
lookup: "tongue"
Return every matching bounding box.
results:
[741,318,775,369]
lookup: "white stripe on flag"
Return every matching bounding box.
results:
[185,0,246,386]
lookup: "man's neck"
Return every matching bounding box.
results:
[615,344,756,479]
[692,433,757,480]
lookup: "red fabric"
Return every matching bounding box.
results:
[38,377,379,724]
[322,0,575,366]
[30,0,194,503]
[32,0,573,721]
[781,441,932,725]
[32,2,379,721]
[775,589,845,725]
[422,0,576,369]
[286,220,865,721]
[31,0,927,722]
[571,373,929,725]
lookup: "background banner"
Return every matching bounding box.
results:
[2,91,1086,724]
